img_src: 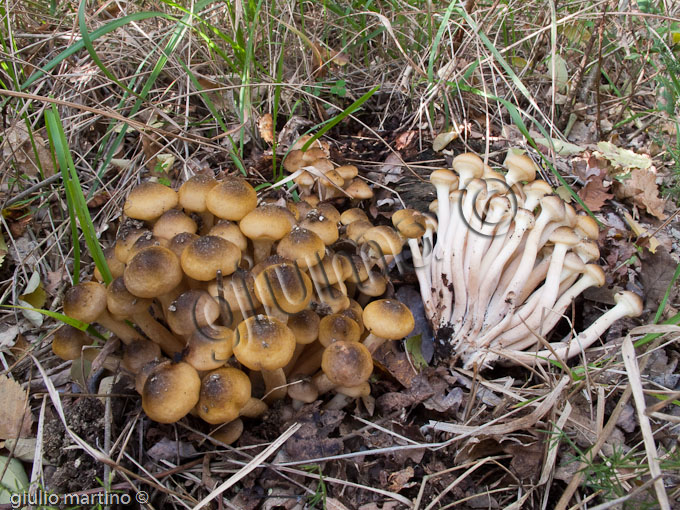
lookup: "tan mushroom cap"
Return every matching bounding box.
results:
[300,210,339,245]
[114,227,151,264]
[360,225,403,256]
[181,235,241,281]
[346,220,373,243]
[197,367,251,424]
[124,246,183,298]
[363,299,415,340]
[178,174,218,212]
[208,221,248,253]
[122,339,161,374]
[392,209,427,238]
[127,232,169,262]
[124,182,178,221]
[142,361,201,423]
[318,314,361,347]
[239,205,296,242]
[504,149,537,186]
[430,168,458,189]
[185,325,234,371]
[316,286,350,314]
[63,281,109,323]
[335,165,358,181]
[288,310,320,345]
[94,247,125,282]
[106,276,151,317]
[575,215,600,241]
[206,268,260,315]
[276,226,325,269]
[206,176,257,221]
[321,340,373,387]
[167,232,200,259]
[152,209,198,240]
[52,325,93,361]
[308,252,348,286]
[340,208,369,225]
[452,153,485,185]
[166,290,220,336]
[316,203,341,224]
[254,262,313,314]
[233,315,296,371]
[344,179,373,200]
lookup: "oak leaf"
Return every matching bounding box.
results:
[0,376,32,440]
[577,172,613,211]
[614,168,667,219]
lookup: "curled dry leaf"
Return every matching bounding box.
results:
[258,113,274,144]
[577,172,613,211]
[0,376,33,440]
[1,125,55,177]
[614,168,667,219]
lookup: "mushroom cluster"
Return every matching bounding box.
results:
[405,150,643,367]
[55,170,415,441]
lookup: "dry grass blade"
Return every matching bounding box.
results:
[193,423,301,510]
[621,335,671,510]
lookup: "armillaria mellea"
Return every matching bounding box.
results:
[410,150,643,368]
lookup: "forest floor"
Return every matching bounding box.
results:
[1,1,680,509]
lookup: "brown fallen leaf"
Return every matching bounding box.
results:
[614,168,667,219]
[86,191,110,209]
[639,246,677,312]
[387,466,414,492]
[2,124,55,177]
[0,376,33,439]
[258,113,274,144]
[394,130,417,151]
[577,172,613,211]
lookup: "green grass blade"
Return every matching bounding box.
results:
[44,104,112,284]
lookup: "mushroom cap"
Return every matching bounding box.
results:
[582,264,606,287]
[208,221,248,252]
[127,232,169,261]
[615,291,643,317]
[206,269,260,314]
[124,246,183,298]
[63,281,107,323]
[574,240,600,263]
[239,205,296,242]
[344,179,373,200]
[336,165,358,180]
[122,339,161,374]
[288,310,320,345]
[523,179,552,207]
[254,262,313,314]
[360,225,403,256]
[392,209,427,239]
[206,177,257,221]
[142,361,201,423]
[283,150,306,172]
[276,226,325,269]
[181,235,241,281]
[346,220,373,243]
[185,325,234,371]
[575,215,600,240]
[94,247,125,282]
[319,314,360,347]
[430,168,458,189]
[452,153,484,185]
[538,195,566,223]
[363,299,414,340]
[315,286,350,314]
[308,158,335,175]
[167,232,200,259]
[123,182,178,221]
[178,174,218,212]
[106,276,152,317]
[52,325,93,361]
[549,226,581,248]
[321,340,373,387]
[152,209,198,240]
[299,210,339,245]
[340,208,369,226]
[166,290,220,336]
[114,227,151,264]
[504,149,537,186]
[233,315,296,371]
[316,203,341,224]
[357,271,387,297]
[197,367,251,424]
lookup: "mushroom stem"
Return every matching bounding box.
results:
[261,368,288,402]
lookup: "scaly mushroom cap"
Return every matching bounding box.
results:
[206,177,257,221]
[142,361,201,423]
[93,247,125,282]
[346,220,373,243]
[344,179,373,200]
[167,232,200,259]
[335,165,359,181]
[152,209,198,240]
[181,235,241,281]
[52,325,93,361]
[64,282,108,323]
[197,367,251,424]
[321,340,373,387]
[106,276,151,317]
[239,205,296,242]
[316,203,341,224]
[233,315,296,371]
[114,227,150,264]
[254,262,313,314]
[288,310,320,345]
[124,246,183,298]
[166,290,220,336]
[575,215,600,240]
[363,299,414,340]
[319,314,361,347]
[209,221,248,252]
[452,153,484,186]
[340,208,369,225]
[123,182,178,221]
[430,169,458,190]
[178,174,218,212]
[185,325,234,372]
[276,226,326,269]
[299,210,339,245]
[122,339,161,374]
[615,291,643,317]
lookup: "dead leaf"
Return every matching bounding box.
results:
[18,272,46,327]
[258,113,274,144]
[86,191,110,209]
[367,153,405,186]
[577,172,613,211]
[395,130,417,151]
[432,125,463,152]
[623,212,660,253]
[387,466,414,492]
[0,376,32,439]
[0,324,19,349]
[614,169,667,219]
[639,246,677,312]
[147,437,197,460]
[1,124,55,177]
[596,141,652,172]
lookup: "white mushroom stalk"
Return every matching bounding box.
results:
[419,149,642,368]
